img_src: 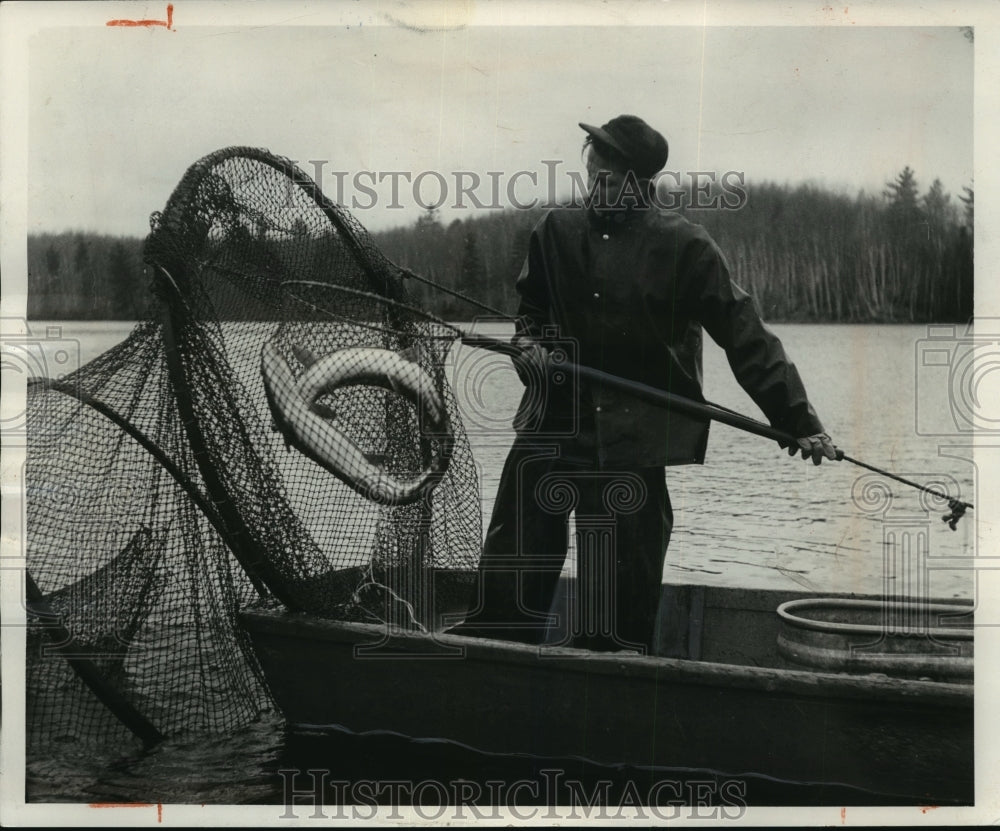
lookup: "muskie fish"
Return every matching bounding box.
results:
[261,342,453,506]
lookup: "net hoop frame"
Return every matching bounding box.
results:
[279,281,463,343]
[143,146,475,609]
[146,145,405,300]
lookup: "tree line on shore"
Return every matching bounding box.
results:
[27,168,972,323]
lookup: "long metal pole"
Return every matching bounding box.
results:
[461,334,807,444]
[459,334,974,515]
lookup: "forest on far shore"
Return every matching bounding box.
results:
[26,167,973,323]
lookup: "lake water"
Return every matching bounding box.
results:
[16,319,979,810]
[38,319,978,597]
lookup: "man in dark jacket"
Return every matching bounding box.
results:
[454,115,836,652]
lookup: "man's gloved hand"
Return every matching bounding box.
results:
[511,336,549,386]
[781,433,839,465]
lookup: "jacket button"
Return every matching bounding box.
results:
[602,233,610,241]
[593,292,600,299]
[595,406,602,413]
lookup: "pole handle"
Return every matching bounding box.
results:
[461,333,797,444]
[460,334,973,519]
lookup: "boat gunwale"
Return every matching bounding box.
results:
[239,608,973,709]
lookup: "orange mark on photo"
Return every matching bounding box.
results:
[107,4,174,30]
[89,801,162,819]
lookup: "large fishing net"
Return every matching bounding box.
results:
[24,147,482,751]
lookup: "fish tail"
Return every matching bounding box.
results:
[291,343,321,369]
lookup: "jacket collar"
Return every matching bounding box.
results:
[587,202,652,228]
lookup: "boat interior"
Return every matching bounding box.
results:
[425,571,975,683]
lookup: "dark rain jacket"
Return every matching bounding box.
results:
[512,204,824,467]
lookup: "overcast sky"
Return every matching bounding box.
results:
[18,5,975,235]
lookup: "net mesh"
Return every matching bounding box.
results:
[25,147,482,751]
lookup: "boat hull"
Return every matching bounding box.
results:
[241,587,973,804]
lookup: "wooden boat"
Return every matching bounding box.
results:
[241,578,973,804]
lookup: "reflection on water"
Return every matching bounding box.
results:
[28,711,938,808]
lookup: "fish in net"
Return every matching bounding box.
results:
[24,147,482,753]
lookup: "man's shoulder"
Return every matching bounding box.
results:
[539,205,718,249]
[540,204,701,228]
[531,204,589,239]
[541,203,587,224]
[643,207,714,242]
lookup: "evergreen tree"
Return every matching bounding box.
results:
[921,178,954,250]
[884,166,921,221]
[922,179,952,224]
[44,243,61,276]
[73,236,97,309]
[461,227,486,286]
[73,236,90,274]
[108,241,137,317]
[959,184,973,228]
[415,207,442,230]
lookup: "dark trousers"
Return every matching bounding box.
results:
[458,439,673,653]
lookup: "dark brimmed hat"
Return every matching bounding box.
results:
[579,115,669,178]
